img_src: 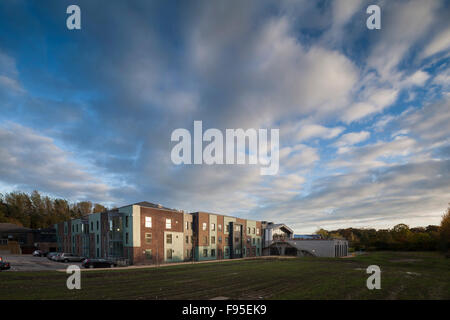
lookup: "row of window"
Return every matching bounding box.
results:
[200,235,261,245]
[69,220,100,234]
[145,248,194,260]
[201,248,260,257]
[69,217,260,236]
[143,248,261,260]
[144,216,173,229]
[201,222,260,235]
[142,233,261,246]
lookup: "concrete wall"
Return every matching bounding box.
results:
[286,239,349,257]
[164,231,184,262]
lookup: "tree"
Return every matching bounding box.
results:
[439,205,450,253]
[93,203,107,213]
[73,201,93,217]
[315,228,329,239]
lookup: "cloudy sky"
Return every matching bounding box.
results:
[0,0,449,233]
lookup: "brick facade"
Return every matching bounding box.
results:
[55,202,263,265]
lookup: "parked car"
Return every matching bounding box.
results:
[32,250,47,257]
[0,257,11,271]
[82,258,117,268]
[51,253,61,261]
[47,252,59,260]
[55,253,85,263]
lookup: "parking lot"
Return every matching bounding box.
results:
[0,254,82,271]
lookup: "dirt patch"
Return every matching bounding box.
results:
[405,271,421,276]
[389,259,422,263]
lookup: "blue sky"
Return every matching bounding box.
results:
[0,0,449,233]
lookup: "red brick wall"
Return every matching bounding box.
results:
[132,207,183,265]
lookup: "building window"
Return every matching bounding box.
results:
[186,249,191,257]
[96,234,99,244]
[203,236,208,245]
[235,226,239,232]
[211,236,216,244]
[125,232,129,244]
[225,236,229,243]
[203,249,208,257]
[166,218,171,229]
[96,221,99,231]
[211,249,216,257]
[256,228,260,235]
[145,216,152,228]
[226,225,230,232]
[185,221,189,230]
[167,249,173,259]
[253,228,256,234]
[225,248,229,256]
[96,248,99,257]
[257,248,260,255]
[218,236,222,243]
[211,223,215,231]
[235,237,239,243]
[145,233,152,244]
[125,216,129,228]
[257,238,260,244]
[218,224,222,231]
[247,238,251,244]
[145,249,152,259]
[166,234,172,244]
[248,227,251,234]
[186,236,189,244]
[253,238,256,245]
[202,222,207,231]
[191,236,194,244]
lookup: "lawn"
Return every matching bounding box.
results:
[0,251,449,299]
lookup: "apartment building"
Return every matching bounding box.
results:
[55,202,263,265]
[191,212,262,261]
[55,201,347,264]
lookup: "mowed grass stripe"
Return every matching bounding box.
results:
[0,252,448,299]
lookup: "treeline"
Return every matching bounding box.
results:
[0,190,109,229]
[316,206,450,253]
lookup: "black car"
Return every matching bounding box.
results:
[82,259,117,268]
[0,257,11,271]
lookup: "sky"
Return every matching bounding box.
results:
[0,0,449,233]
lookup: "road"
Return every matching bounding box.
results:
[0,255,82,271]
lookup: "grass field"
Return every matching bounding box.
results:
[0,251,449,300]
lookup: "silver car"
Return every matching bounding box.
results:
[55,253,85,263]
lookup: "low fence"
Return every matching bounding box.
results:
[0,240,21,254]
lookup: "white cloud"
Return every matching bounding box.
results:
[295,124,344,142]
[342,88,398,123]
[0,123,113,202]
[402,70,430,87]
[367,0,441,79]
[422,27,450,58]
[188,14,359,127]
[280,144,320,172]
[334,131,370,149]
